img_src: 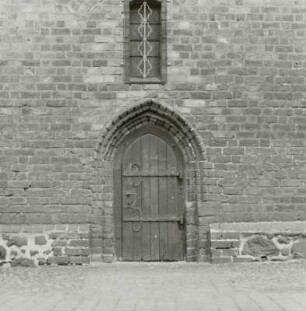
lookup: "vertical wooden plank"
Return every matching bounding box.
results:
[131,181,142,261]
[158,137,168,260]
[131,139,142,261]
[133,221,142,261]
[150,135,158,172]
[177,171,185,261]
[122,175,134,260]
[167,222,178,261]
[141,135,151,260]
[121,132,185,262]
[122,222,133,261]
[122,141,134,260]
[114,167,122,259]
[166,145,179,260]
[122,138,143,261]
[177,226,185,261]
[150,135,159,260]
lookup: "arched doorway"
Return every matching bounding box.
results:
[114,127,185,261]
[94,101,207,262]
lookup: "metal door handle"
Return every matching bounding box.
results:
[178,216,184,225]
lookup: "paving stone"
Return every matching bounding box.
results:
[0,262,305,311]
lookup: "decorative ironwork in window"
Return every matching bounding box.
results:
[137,1,153,78]
[124,0,167,84]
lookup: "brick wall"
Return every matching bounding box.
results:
[0,0,305,262]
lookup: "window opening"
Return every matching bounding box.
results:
[125,0,166,84]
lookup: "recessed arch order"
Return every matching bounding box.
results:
[94,100,206,262]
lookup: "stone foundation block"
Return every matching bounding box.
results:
[6,236,28,247]
[11,258,35,267]
[242,236,279,257]
[0,245,6,260]
[291,239,306,258]
[30,250,39,256]
[35,236,47,245]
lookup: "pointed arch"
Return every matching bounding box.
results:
[91,100,209,263]
[96,100,205,162]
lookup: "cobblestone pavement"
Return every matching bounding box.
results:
[0,260,305,311]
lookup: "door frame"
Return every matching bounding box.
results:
[94,100,207,262]
[113,125,186,261]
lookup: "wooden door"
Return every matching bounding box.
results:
[119,132,185,261]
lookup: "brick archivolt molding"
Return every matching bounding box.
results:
[96,100,205,162]
[94,100,206,261]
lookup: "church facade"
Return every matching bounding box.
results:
[0,0,305,265]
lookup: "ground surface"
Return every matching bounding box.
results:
[0,260,305,311]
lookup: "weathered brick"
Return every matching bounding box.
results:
[65,247,90,256]
[69,239,89,247]
[0,0,304,265]
[222,249,237,257]
[173,44,192,52]
[47,256,70,265]
[211,249,222,257]
[211,240,236,249]
[221,231,240,240]
[51,29,70,35]
[53,247,62,256]
[70,256,90,265]
[233,256,254,263]
[212,257,233,264]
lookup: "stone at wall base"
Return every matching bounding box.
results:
[242,236,279,257]
[233,256,254,263]
[209,221,306,264]
[11,258,35,267]
[212,256,232,264]
[291,240,306,258]
[0,224,91,266]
